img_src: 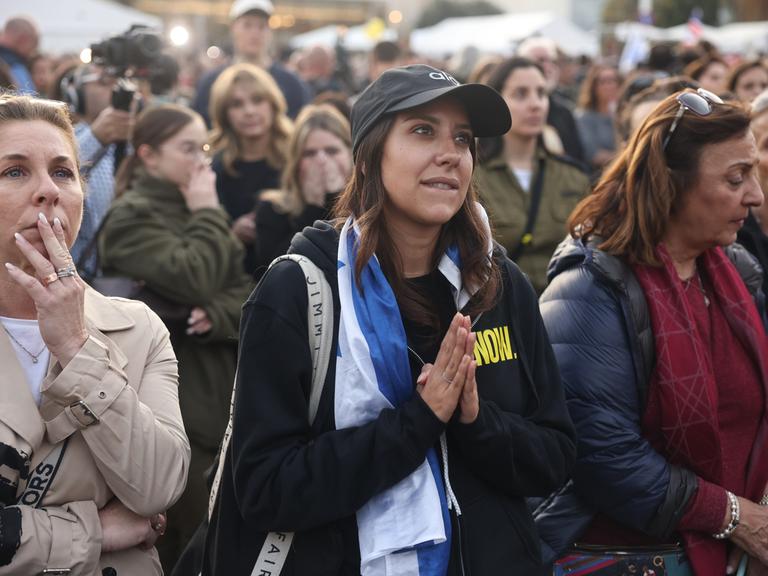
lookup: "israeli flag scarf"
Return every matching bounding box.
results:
[335,205,491,575]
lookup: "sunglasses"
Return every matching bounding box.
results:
[662,88,723,150]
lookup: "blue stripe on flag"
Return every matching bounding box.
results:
[446,244,460,267]
[417,449,451,575]
[346,231,412,406]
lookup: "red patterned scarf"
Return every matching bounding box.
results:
[633,245,768,576]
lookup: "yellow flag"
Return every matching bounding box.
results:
[364,18,386,39]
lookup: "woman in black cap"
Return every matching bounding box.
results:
[203,64,575,576]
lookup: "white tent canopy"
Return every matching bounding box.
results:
[614,20,768,55]
[410,12,600,58]
[289,24,397,52]
[2,0,162,56]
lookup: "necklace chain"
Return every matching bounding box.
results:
[1,324,47,363]
[683,270,711,307]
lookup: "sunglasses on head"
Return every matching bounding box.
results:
[662,88,723,150]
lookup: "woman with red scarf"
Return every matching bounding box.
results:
[538,89,768,575]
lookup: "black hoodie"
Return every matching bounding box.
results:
[202,221,575,575]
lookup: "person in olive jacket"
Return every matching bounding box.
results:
[98,104,253,571]
[475,57,590,294]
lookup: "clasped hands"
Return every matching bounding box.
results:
[416,313,479,424]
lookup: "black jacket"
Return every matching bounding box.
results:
[253,198,329,279]
[203,221,575,575]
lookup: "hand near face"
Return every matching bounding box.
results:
[179,161,219,212]
[5,214,88,367]
[299,128,352,207]
[323,156,349,195]
[300,161,328,207]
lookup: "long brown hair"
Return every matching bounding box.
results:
[727,59,767,94]
[262,104,351,218]
[333,113,500,328]
[114,104,200,197]
[208,63,292,176]
[577,63,619,111]
[568,90,751,265]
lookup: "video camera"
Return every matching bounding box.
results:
[90,25,163,73]
[89,25,165,112]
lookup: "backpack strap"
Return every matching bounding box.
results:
[207,254,334,574]
[285,254,334,425]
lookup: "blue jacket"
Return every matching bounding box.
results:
[534,236,765,560]
[0,46,34,93]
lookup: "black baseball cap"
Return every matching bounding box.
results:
[351,64,511,156]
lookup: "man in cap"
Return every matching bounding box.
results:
[193,0,311,125]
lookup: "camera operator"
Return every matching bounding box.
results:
[64,63,135,279]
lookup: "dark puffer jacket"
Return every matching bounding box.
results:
[534,236,765,560]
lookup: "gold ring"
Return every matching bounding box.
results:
[41,272,59,286]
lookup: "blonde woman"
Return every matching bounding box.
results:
[254,104,352,275]
[0,93,189,575]
[209,62,293,274]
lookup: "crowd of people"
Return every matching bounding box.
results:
[2,0,768,575]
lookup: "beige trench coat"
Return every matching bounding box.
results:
[0,288,190,575]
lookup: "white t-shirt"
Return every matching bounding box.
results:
[0,316,50,405]
[512,168,533,193]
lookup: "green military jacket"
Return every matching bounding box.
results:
[474,146,590,293]
[99,169,253,450]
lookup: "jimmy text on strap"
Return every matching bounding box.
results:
[207,254,333,576]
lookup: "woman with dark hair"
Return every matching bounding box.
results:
[538,90,768,576]
[99,104,252,570]
[575,63,621,170]
[728,60,768,104]
[475,57,589,294]
[209,63,293,275]
[204,64,576,576]
[254,104,352,273]
[683,55,729,96]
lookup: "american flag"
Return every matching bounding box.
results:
[688,7,704,41]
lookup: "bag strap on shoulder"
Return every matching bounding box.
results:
[207,254,334,524]
[278,255,334,425]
